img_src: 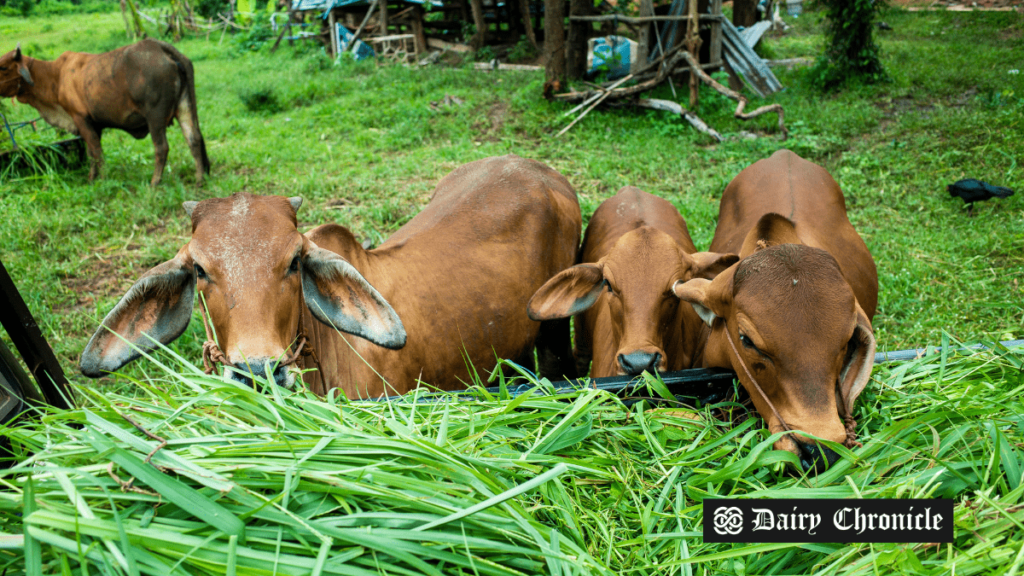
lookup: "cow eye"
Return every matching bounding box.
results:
[194,264,207,280]
[739,334,756,350]
[289,256,301,274]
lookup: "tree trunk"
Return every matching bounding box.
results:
[733,0,759,27]
[566,0,590,79]
[544,0,565,84]
[469,0,487,50]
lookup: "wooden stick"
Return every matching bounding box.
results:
[562,73,633,116]
[556,90,612,137]
[680,50,787,138]
[349,0,378,51]
[637,98,723,141]
[569,14,722,22]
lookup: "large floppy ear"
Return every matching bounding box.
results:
[527,264,605,321]
[686,251,739,280]
[837,301,877,418]
[80,257,195,377]
[302,246,406,350]
[671,266,736,327]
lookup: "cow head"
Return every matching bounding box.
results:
[81,193,406,388]
[0,44,34,97]
[673,239,875,474]
[528,226,737,376]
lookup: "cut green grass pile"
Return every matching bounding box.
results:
[2,342,1023,575]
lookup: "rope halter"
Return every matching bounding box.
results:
[718,317,861,450]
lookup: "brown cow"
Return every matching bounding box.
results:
[0,40,210,186]
[80,155,581,398]
[672,149,878,473]
[527,186,737,378]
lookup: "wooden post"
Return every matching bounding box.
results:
[379,0,388,35]
[328,9,338,57]
[638,0,654,63]
[469,0,487,49]
[566,0,590,79]
[710,0,722,66]
[411,5,427,54]
[685,0,701,107]
[544,0,565,83]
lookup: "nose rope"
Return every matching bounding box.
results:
[196,294,322,383]
[718,318,861,449]
[198,301,227,375]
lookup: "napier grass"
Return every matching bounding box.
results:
[2,340,1024,575]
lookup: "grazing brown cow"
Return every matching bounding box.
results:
[80,155,581,398]
[0,40,210,186]
[528,187,737,378]
[672,149,878,473]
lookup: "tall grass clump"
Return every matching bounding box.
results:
[1,340,1023,574]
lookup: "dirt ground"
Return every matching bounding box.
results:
[891,0,1024,11]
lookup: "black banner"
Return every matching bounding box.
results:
[703,499,954,543]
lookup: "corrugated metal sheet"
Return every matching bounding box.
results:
[721,18,782,98]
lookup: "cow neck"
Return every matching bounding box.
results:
[19,58,59,102]
[715,317,861,449]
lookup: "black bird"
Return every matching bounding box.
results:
[947,178,1015,216]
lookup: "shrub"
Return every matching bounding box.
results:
[238,85,284,114]
[808,0,888,90]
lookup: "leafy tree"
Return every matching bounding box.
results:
[809,0,888,90]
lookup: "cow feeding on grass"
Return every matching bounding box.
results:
[0,40,210,186]
[527,186,737,378]
[672,149,878,474]
[80,155,582,398]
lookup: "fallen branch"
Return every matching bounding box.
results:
[554,46,688,103]
[680,50,787,138]
[636,98,723,141]
[556,73,635,137]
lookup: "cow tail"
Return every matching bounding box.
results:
[162,43,211,175]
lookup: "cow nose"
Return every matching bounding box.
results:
[618,352,662,375]
[795,438,841,475]
[226,359,293,390]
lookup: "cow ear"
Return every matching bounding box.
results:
[838,301,876,418]
[672,267,735,327]
[302,246,406,349]
[18,62,32,86]
[527,264,606,321]
[80,257,195,377]
[686,251,739,280]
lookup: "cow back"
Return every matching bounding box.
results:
[710,149,877,317]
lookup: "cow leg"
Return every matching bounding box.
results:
[535,318,578,380]
[148,121,170,187]
[74,117,104,182]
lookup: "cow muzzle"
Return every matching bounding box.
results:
[775,434,842,475]
[617,350,664,376]
[226,358,297,390]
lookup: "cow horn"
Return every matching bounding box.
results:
[14,43,21,60]
[288,197,302,213]
[182,201,198,217]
